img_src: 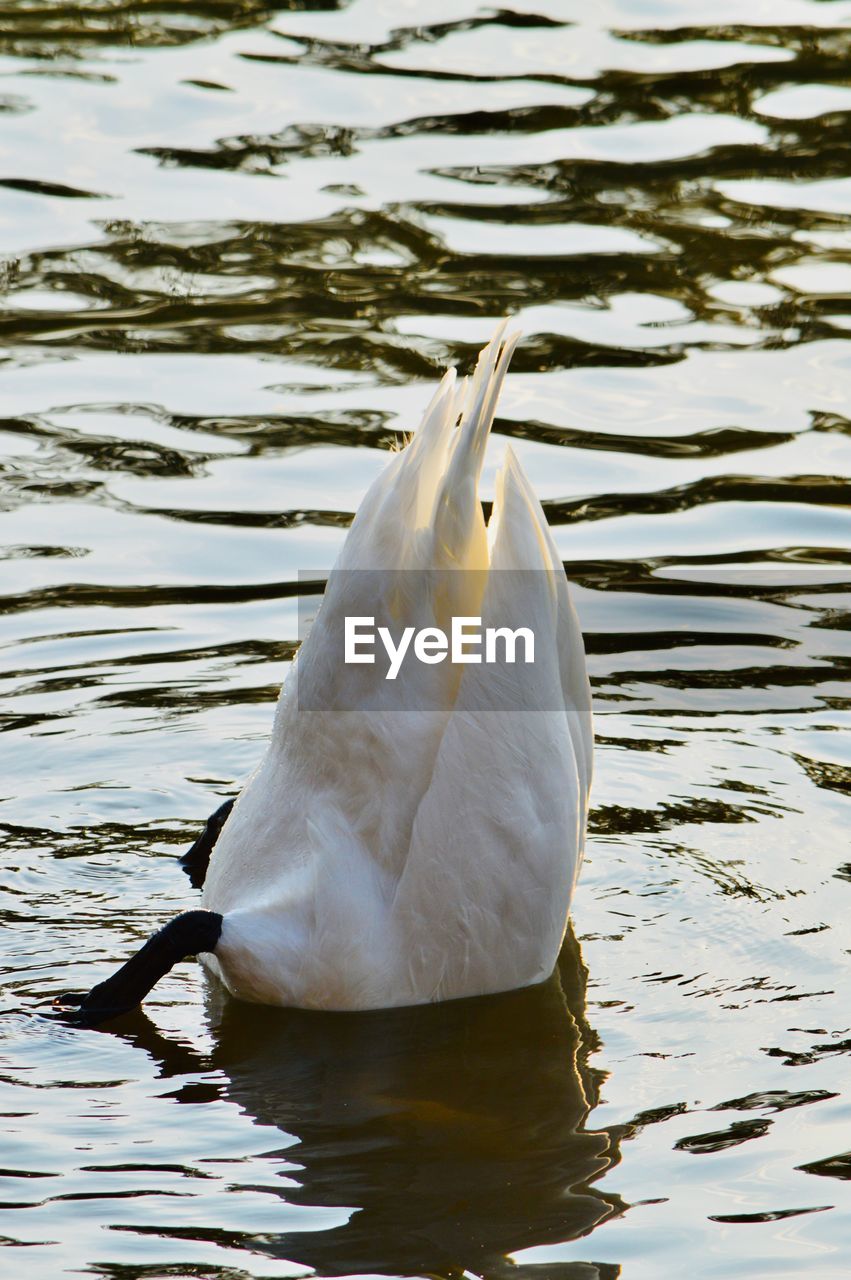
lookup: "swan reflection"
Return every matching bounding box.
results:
[128,931,624,1278]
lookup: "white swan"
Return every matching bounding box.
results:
[56,324,592,1022]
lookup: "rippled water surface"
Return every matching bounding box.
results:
[2,1,850,1276]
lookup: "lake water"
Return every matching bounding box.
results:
[1,1,850,1276]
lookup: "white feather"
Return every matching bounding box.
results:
[201,327,593,1010]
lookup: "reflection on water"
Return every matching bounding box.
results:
[0,0,850,1276]
[110,934,622,1278]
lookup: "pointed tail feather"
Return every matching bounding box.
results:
[433,325,521,570]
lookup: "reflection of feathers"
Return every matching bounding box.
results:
[202,324,593,1010]
[119,928,624,1279]
[200,929,623,1278]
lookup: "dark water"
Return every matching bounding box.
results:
[1,1,850,1276]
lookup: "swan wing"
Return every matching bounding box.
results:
[204,330,521,908]
[390,445,587,1002]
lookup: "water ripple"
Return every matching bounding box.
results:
[0,2,850,1278]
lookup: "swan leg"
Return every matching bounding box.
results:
[179,797,235,888]
[53,909,223,1025]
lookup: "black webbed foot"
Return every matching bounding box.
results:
[53,909,223,1026]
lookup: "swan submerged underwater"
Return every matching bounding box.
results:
[56,324,593,1023]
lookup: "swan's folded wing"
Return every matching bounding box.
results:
[497,447,593,820]
[207,330,524,906]
[265,330,523,876]
[391,447,584,1003]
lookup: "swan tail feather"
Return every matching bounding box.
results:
[432,324,520,571]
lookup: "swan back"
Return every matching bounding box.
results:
[202,327,592,1010]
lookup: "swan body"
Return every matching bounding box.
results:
[56,325,592,1024]
[200,324,592,1011]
